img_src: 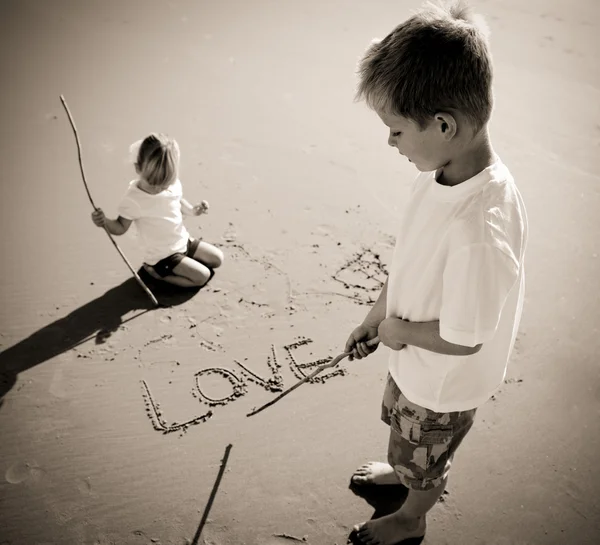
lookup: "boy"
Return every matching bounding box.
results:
[345,1,528,543]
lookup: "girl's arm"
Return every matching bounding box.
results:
[91,208,132,235]
[180,198,195,216]
[104,216,133,235]
[181,198,209,216]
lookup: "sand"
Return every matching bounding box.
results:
[1,0,599,543]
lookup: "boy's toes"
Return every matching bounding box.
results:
[351,523,378,545]
[351,461,399,486]
[351,463,376,484]
[352,472,369,484]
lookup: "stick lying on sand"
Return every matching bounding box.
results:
[191,443,232,545]
[247,336,380,417]
[59,95,159,307]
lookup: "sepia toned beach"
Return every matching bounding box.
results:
[0,0,599,543]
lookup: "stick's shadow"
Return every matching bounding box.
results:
[0,269,203,407]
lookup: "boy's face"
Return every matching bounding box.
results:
[376,110,451,172]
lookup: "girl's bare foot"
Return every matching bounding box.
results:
[142,263,162,280]
[351,461,402,485]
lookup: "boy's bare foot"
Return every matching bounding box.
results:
[352,462,402,485]
[353,512,426,545]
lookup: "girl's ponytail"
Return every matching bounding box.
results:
[133,133,180,188]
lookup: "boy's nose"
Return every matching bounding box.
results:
[387,135,395,147]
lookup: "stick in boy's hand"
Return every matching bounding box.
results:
[246,336,380,417]
[345,323,381,362]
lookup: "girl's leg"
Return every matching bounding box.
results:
[191,241,224,269]
[165,256,212,287]
[143,263,198,287]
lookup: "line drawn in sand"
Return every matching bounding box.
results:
[194,367,249,407]
[218,239,390,312]
[285,337,347,384]
[220,240,295,304]
[295,248,388,306]
[141,339,350,435]
[141,380,213,435]
[331,248,388,304]
[233,344,284,393]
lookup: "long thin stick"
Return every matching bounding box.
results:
[191,443,232,545]
[247,336,380,417]
[59,95,159,307]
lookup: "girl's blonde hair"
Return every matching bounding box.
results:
[130,133,180,187]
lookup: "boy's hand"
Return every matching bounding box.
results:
[193,200,209,215]
[91,208,106,228]
[345,323,379,361]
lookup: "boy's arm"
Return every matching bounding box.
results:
[363,277,388,327]
[378,317,482,356]
[345,277,389,359]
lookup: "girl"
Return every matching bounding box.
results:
[92,133,223,287]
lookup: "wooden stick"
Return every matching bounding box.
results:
[246,336,380,417]
[191,443,232,544]
[59,95,159,307]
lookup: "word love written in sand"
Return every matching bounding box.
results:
[141,337,347,435]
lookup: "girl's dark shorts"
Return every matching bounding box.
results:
[381,373,477,491]
[149,237,201,277]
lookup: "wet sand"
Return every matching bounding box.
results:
[1,0,599,544]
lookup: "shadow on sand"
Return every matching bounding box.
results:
[0,269,203,408]
[347,479,425,544]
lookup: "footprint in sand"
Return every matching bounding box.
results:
[263,536,308,545]
[75,477,92,495]
[5,460,46,484]
[222,222,238,242]
[314,224,334,237]
[49,366,69,399]
[132,529,161,543]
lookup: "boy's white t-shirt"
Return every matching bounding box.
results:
[117,179,190,265]
[386,159,528,413]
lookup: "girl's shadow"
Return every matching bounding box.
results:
[0,269,201,407]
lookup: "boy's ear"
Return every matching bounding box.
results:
[435,112,457,140]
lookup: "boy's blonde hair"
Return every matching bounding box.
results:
[356,0,493,133]
[132,133,180,187]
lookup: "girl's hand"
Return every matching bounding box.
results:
[193,200,209,215]
[91,208,106,228]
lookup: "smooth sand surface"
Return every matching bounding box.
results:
[1,0,599,543]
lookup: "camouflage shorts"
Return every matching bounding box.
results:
[381,373,477,491]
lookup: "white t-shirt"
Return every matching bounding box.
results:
[386,159,528,412]
[117,179,190,265]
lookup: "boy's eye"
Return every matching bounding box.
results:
[391,131,401,137]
